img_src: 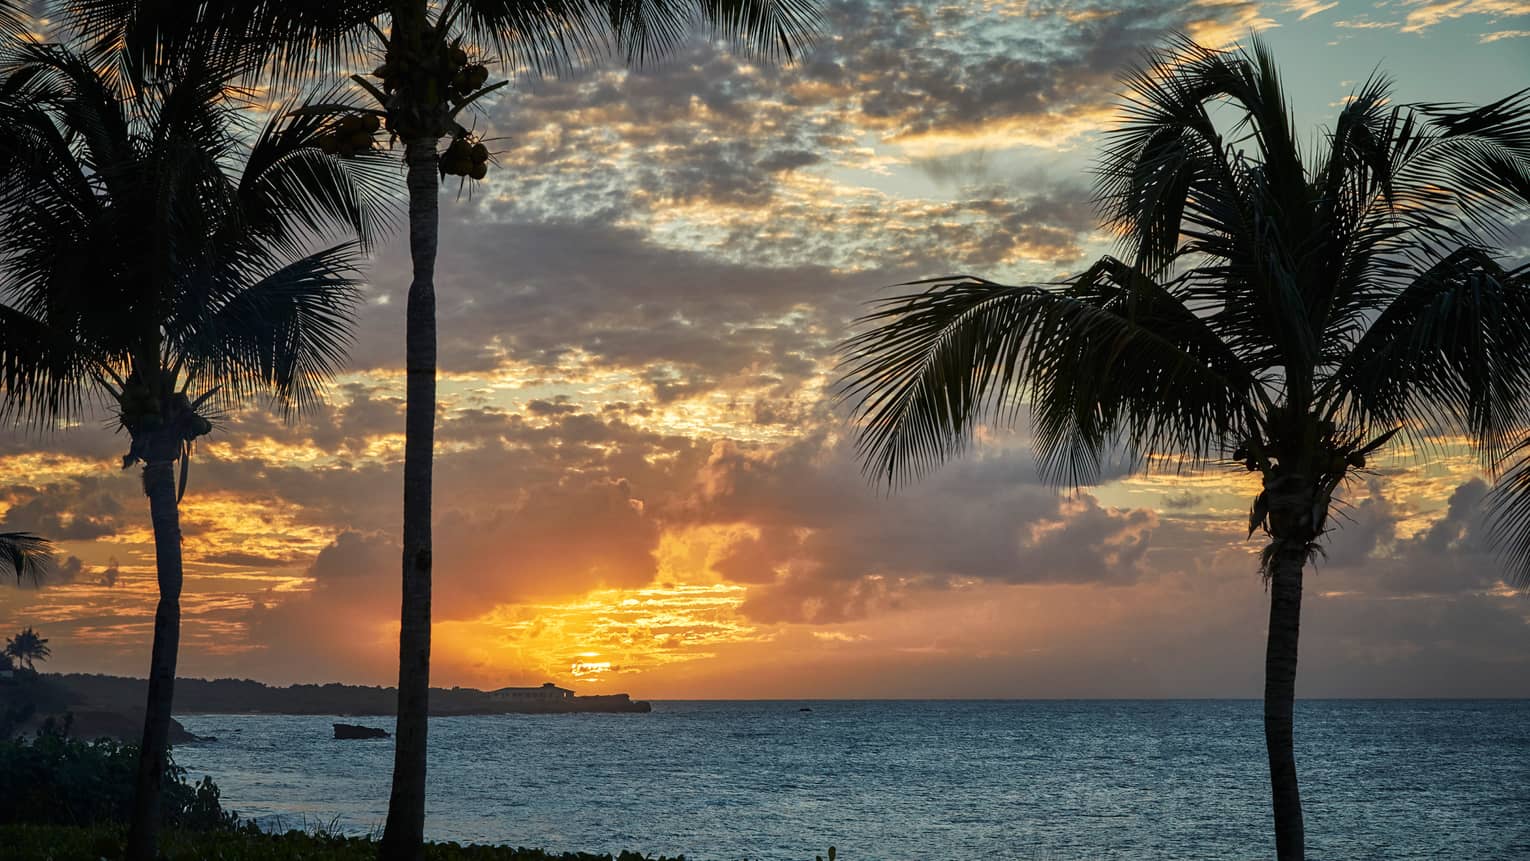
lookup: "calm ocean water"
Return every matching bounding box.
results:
[174,700,1529,860]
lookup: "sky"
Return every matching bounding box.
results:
[3,0,1529,699]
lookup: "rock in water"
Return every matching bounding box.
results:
[333,723,389,740]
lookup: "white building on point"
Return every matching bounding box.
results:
[488,682,574,702]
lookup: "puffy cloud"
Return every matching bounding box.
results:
[1399,0,1530,34]
[0,478,127,541]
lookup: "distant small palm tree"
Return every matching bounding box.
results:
[5,626,51,670]
[0,38,391,859]
[0,532,52,586]
[838,36,1529,861]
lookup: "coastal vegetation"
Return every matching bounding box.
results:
[838,35,1530,861]
[0,728,237,831]
[0,30,390,860]
[1,825,689,861]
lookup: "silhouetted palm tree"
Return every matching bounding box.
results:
[0,39,391,860]
[64,4,822,856]
[837,37,1530,861]
[4,626,51,670]
[0,532,52,586]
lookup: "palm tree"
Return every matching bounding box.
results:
[0,532,52,586]
[837,36,1530,861]
[63,3,822,856]
[0,40,391,860]
[4,626,50,670]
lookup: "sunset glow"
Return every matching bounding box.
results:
[2,0,1527,703]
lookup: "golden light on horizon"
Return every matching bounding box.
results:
[433,579,765,690]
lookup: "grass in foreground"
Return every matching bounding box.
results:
[0,824,686,861]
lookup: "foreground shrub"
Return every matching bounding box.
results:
[0,824,687,861]
[0,726,237,830]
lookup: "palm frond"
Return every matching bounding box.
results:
[0,532,53,587]
[177,242,365,418]
[1028,258,1256,486]
[65,0,383,88]
[1488,447,1530,588]
[838,257,1254,488]
[0,0,30,41]
[1330,249,1530,465]
[241,87,399,255]
[449,0,605,76]
[1408,89,1530,231]
[681,0,822,63]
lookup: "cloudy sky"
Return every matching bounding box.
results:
[3,0,1529,698]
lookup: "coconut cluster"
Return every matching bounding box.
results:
[372,42,488,107]
[118,383,212,439]
[440,135,489,179]
[316,114,381,158]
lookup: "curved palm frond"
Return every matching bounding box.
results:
[65,0,384,87]
[838,258,1254,488]
[0,305,101,425]
[1488,448,1530,587]
[1100,36,1323,385]
[0,0,31,41]
[1029,257,1257,486]
[0,532,53,587]
[1330,250,1530,464]
[240,87,398,256]
[595,0,821,65]
[1396,88,1530,244]
[838,278,1043,488]
[177,242,365,418]
[446,0,606,76]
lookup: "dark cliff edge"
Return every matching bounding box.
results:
[33,674,652,717]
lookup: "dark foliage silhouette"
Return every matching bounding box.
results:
[0,532,51,586]
[0,36,391,860]
[5,626,50,670]
[61,3,823,856]
[838,36,1530,861]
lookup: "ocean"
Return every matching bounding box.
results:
[174,700,1529,860]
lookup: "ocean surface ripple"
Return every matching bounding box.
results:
[175,700,1530,860]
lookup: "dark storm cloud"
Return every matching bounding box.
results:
[345,213,879,390]
[678,434,1157,623]
[1321,478,1508,596]
[0,478,126,541]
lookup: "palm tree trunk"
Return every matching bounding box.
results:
[1264,538,1307,861]
[125,457,184,861]
[379,133,439,861]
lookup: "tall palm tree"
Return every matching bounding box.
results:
[63,3,822,856]
[0,40,391,860]
[0,532,52,586]
[837,37,1530,861]
[4,626,50,670]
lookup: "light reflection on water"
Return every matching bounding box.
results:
[174,700,1530,860]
